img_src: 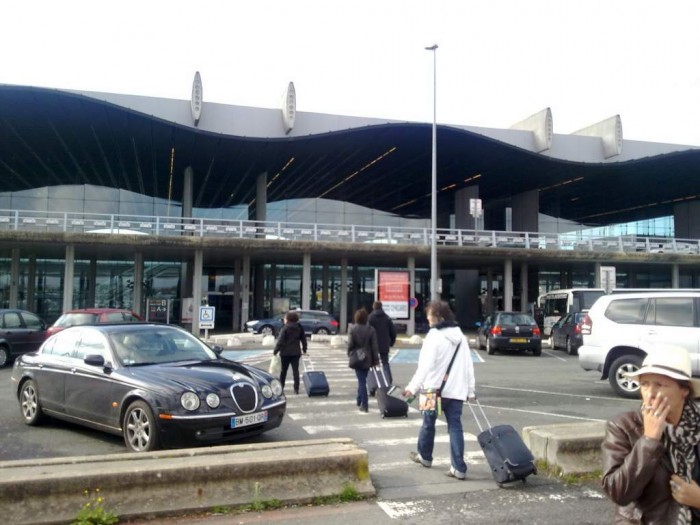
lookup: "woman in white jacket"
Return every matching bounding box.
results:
[404,300,476,480]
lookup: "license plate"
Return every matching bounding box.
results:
[231,411,268,428]
[510,338,527,343]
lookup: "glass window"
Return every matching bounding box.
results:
[74,330,108,360]
[3,312,22,328]
[605,298,649,324]
[45,330,81,357]
[649,298,694,327]
[21,312,43,329]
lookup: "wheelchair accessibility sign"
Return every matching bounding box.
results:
[199,306,215,329]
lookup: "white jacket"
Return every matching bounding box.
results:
[405,325,475,400]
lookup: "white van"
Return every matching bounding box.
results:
[577,291,700,398]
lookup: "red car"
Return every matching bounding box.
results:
[47,308,143,336]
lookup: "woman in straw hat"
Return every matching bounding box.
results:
[602,345,700,524]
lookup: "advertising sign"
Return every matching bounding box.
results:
[376,270,410,320]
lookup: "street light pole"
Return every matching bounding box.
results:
[425,44,439,302]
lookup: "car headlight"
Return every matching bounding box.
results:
[206,393,220,408]
[270,379,283,397]
[180,392,200,411]
[261,384,272,398]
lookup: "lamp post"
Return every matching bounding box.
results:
[425,44,439,302]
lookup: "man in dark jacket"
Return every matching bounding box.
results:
[368,301,397,389]
[273,311,307,394]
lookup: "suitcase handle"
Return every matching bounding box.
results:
[466,398,493,434]
[301,356,314,372]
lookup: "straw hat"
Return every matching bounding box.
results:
[625,345,700,398]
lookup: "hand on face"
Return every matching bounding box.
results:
[641,394,670,440]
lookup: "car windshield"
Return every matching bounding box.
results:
[109,329,218,366]
[499,314,535,325]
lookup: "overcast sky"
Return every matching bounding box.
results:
[3,1,700,145]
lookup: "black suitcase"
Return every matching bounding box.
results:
[468,400,537,486]
[301,359,329,397]
[376,386,409,418]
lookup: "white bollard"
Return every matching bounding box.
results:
[262,335,276,346]
[227,337,242,347]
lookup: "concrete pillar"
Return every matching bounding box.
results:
[486,268,494,315]
[302,253,311,310]
[27,255,36,312]
[256,172,268,222]
[9,248,20,308]
[340,258,348,333]
[62,245,75,312]
[87,259,97,307]
[504,258,513,312]
[241,255,251,327]
[407,257,416,336]
[594,262,602,288]
[672,264,680,288]
[520,262,528,312]
[321,264,329,312]
[254,265,265,318]
[512,190,540,232]
[183,167,193,219]
[352,266,360,315]
[233,259,242,332]
[191,249,203,335]
[133,253,144,316]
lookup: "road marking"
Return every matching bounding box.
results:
[302,419,435,434]
[288,409,432,422]
[479,384,636,402]
[362,434,478,446]
[542,350,567,362]
[476,403,606,422]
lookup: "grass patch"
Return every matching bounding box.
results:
[312,484,364,505]
[535,459,602,485]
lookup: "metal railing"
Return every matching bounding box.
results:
[0,209,698,255]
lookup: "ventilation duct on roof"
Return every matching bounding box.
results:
[510,107,553,153]
[571,115,623,158]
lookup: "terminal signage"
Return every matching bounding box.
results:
[376,270,410,320]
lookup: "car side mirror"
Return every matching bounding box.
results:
[84,354,106,367]
[211,345,224,355]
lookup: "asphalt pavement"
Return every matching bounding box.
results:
[2,335,630,524]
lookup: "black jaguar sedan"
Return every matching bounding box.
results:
[11,323,286,452]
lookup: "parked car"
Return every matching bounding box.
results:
[578,291,700,398]
[47,308,142,336]
[245,309,339,336]
[0,309,48,367]
[550,312,586,355]
[11,323,286,452]
[476,311,542,356]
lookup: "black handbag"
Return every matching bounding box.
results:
[348,348,368,369]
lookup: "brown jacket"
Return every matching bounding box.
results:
[602,410,684,524]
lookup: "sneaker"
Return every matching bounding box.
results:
[359,406,368,413]
[445,467,466,480]
[409,451,432,468]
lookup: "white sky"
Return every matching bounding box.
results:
[3,0,700,145]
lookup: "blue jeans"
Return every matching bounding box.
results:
[417,397,467,474]
[355,368,369,408]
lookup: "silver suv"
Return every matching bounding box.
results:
[578,291,700,398]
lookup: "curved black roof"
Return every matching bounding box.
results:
[1,84,699,227]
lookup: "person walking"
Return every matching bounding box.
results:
[347,308,380,412]
[368,300,397,393]
[602,346,700,524]
[404,300,475,480]
[273,311,307,394]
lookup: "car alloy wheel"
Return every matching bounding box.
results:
[123,400,160,452]
[19,379,45,425]
[0,347,7,367]
[609,355,643,399]
[260,325,275,336]
[316,327,329,335]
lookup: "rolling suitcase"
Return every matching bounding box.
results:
[468,400,537,486]
[371,366,408,418]
[301,358,329,397]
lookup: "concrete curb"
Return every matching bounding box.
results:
[523,422,606,475]
[0,438,374,525]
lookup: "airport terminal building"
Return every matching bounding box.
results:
[1,79,700,332]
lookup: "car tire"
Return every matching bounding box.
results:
[260,325,275,337]
[19,379,45,426]
[0,346,8,367]
[566,338,577,356]
[532,346,542,356]
[316,327,329,335]
[123,400,160,452]
[477,337,485,350]
[609,355,644,399]
[486,338,496,355]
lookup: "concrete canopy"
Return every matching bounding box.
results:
[1,84,700,228]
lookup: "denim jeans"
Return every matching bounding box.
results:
[355,368,369,408]
[417,397,467,474]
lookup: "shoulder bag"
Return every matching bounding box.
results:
[419,341,462,416]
